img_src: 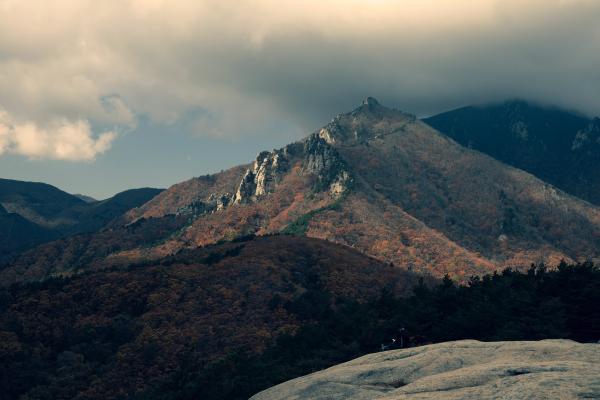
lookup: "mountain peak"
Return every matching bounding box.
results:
[362,96,380,106]
[354,96,389,115]
[350,97,415,121]
[316,97,415,145]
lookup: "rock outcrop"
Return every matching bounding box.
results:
[175,192,232,216]
[302,133,352,196]
[572,117,600,151]
[317,97,416,145]
[250,340,600,400]
[233,149,291,204]
[233,135,352,204]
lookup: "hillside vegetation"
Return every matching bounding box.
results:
[0,235,421,399]
[1,244,597,399]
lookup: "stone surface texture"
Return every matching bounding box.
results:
[251,340,600,400]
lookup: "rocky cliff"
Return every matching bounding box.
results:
[251,339,600,400]
[232,135,351,204]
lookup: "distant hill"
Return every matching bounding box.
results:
[0,178,87,227]
[0,179,163,261]
[72,187,165,233]
[424,100,600,205]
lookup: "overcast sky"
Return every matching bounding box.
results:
[1,0,599,198]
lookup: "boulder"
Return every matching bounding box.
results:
[250,340,600,400]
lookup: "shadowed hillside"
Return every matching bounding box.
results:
[0,235,422,400]
[0,179,163,261]
[0,178,86,226]
[0,204,49,259]
[424,100,600,205]
[2,255,596,400]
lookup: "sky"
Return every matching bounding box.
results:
[1,0,599,199]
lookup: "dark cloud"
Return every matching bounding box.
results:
[1,0,599,161]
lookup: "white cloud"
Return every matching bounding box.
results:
[0,0,599,159]
[0,110,116,161]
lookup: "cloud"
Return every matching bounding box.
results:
[0,0,599,158]
[0,110,116,161]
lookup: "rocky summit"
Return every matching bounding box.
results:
[250,340,600,400]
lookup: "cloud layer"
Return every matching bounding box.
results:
[0,110,116,161]
[1,0,599,160]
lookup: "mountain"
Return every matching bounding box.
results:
[0,179,163,261]
[0,178,87,227]
[121,97,600,275]
[0,235,422,400]
[250,340,600,400]
[424,100,600,206]
[2,99,599,400]
[2,98,600,285]
[74,187,165,233]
